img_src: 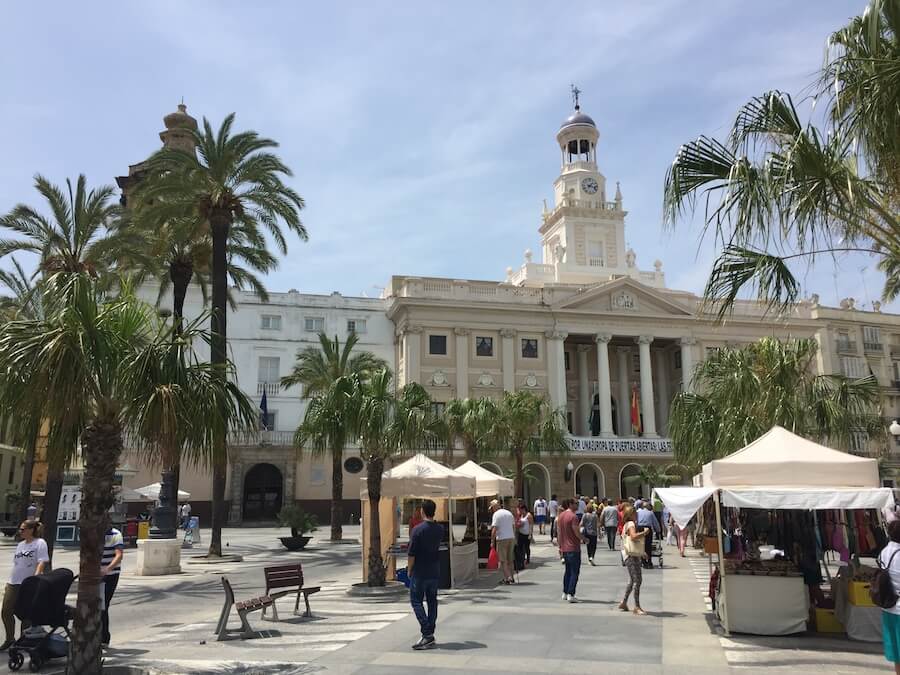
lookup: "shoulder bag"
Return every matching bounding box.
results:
[623,523,643,557]
[871,549,900,609]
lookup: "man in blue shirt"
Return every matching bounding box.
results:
[407,499,442,650]
[636,501,660,569]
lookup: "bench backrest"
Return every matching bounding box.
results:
[264,563,304,591]
[221,576,236,605]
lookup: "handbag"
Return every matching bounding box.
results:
[623,525,643,557]
[871,549,900,609]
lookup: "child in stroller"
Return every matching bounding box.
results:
[8,568,74,672]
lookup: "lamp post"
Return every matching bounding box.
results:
[890,420,900,439]
[564,461,574,483]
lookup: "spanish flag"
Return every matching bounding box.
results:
[630,384,641,435]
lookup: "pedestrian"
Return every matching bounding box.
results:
[490,499,516,585]
[557,498,584,602]
[533,496,547,535]
[101,525,125,647]
[409,504,424,536]
[601,499,619,550]
[180,502,191,529]
[516,503,534,566]
[879,519,900,673]
[636,500,660,569]
[616,499,626,537]
[0,521,48,651]
[548,494,559,542]
[575,495,586,522]
[408,498,442,650]
[582,504,599,565]
[619,505,648,615]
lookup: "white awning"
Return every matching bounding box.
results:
[652,487,714,528]
[453,461,514,497]
[132,483,191,501]
[720,487,894,511]
[361,453,476,499]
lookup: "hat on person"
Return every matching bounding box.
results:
[489,499,500,507]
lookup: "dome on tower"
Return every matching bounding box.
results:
[163,103,198,131]
[559,110,596,130]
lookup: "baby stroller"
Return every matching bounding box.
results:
[9,568,74,672]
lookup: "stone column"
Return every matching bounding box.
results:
[501,328,516,393]
[402,325,423,386]
[654,348,670,435]
[616,347,631,436]
[455,327,469,399]
[637,336,657,437]
[576,345,590,435]
[680,337,695,393]
[595,334,614,437]
[545,330,568,411]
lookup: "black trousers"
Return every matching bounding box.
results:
[605,526,617,550]
[586,534,598,559]
[643,529,654,566]
[101,573,119,644]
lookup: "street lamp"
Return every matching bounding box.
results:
[890,419,900,439]
[564,461,574,483]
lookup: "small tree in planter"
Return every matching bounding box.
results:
[277,504,318,551]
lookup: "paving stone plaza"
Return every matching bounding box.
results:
[7,525,885,674]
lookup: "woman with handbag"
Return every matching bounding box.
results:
[619,505,648,616]
[878,519,900,674]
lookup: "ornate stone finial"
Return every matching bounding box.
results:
[524,249,533,263]
[653,259,663,273]
[542,198,549,215]
[809,293,820,308]
[505,266,513,281]
[840,298,850,309]
[848,297,856,309]
[615,181,622,205]
[873,300,882,313]
[625,248,636,268]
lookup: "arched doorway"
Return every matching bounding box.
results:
[243,463,283,521]
[619,463,642,499]
[523,462,551,506]
[574,463,605,499]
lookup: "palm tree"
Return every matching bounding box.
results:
[124,315,258,539]
[352,368,433,586]
[0,174,143,554]
[283,333,386,541]
[443,398,498,463]
[138,114,306,556]
[490,391,568,499]
[662,1,900,317]
[668,337,883,469]
[0,274,153,673]
[623,463,683,494]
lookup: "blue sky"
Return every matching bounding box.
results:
[2,1,884,308]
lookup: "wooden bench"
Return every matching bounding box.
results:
[215,576,274,641]
[262,563,321,621]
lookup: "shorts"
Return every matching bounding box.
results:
[496,538,515,564]
[535,515,546,524]
[884,611,900,663]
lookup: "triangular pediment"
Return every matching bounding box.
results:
[552,277,693,316]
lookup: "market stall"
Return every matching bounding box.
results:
[454,460,514,560]
[653,426,891,638]
[360,453,478,588]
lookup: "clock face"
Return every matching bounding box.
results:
[581,177,599,194]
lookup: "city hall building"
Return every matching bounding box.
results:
[117,102,900,524]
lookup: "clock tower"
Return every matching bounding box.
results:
[506,88,665,289]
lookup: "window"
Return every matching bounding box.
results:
[521,338,538,359]
[7,457,14,485]
[705,346,721,359]
[429,334,448,355]
[564,351,570,371]
[260,314,282,331]
[347,319,367,334]
[850,430,868,453]
[840,356,866,379]
[261,410,277,431]
[674,351,682,370]
[893,361,900,384]
[304,317,324,332]
[864,326,882,351]
[566,411,574,433]
[258,356,280,383]
[587,240,605,267]
[632,354,640,373]
[431,402,446,418]
[475,336,493,357]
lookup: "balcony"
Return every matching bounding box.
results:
[864,341,883,353]
[891,345,900,358]
[228,430,295,447]
[836,340,857,354]
[257,381,280,396]
[567,436,673,455]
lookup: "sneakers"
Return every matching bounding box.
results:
[562,593,569,601]
[617,602,629,612]
[588,557,595,565]
[568,595,578,603]
[412,635,436,650]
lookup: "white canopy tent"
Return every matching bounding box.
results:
[454,460,514,497]
[131,483,191,502]
[360,453,478,588]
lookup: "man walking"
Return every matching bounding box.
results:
[636,500,660,569]
[533,496,547,535]
[101,525,125,647]
[548,494,559,543]
[601,498,619,550]
[490,499,516,585]
[180,502,192,529]
[408,499,442,650]
[557,498,585,602]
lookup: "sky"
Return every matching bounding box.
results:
[1,1,886,309]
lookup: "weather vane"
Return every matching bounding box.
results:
[570,84,581,111]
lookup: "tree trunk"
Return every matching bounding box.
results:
[514,447,524,500]
[366,456,385,587]
[330,444,343,541]
[208,214,230,558]
[70,416,122,675]
[42,459,65,560]
[17,423,37,523]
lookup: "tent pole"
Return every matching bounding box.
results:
[448,491,454,588]
[713,489,730,636]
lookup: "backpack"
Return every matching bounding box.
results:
[871,549,900,609]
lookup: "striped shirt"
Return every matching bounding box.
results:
[102,528,124,576]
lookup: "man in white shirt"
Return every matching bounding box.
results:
[548,494,559,543]
[490,499,516,584]
[180,503,192,529]
[533,497,548,535]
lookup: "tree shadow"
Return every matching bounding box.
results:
[436,640,487,651]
